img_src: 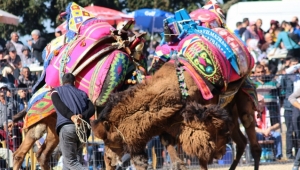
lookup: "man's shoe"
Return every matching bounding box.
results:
[292,166,299,170]
[288,156,295,160]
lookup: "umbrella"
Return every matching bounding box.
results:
[129,9,174,33]
[0,9,19,26]
[57,4,133,34]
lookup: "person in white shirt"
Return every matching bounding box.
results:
[5,32,23,57]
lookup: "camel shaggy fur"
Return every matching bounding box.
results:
[92,62,233,170]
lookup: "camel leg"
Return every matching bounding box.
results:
[13,128,36,170]
[160,133,187,170]
[228,106,248,170]
[103,146,119,170]
[235,90,261,170]
[199,159,208,170]
[131,152,148,170]
[36,121,59,170]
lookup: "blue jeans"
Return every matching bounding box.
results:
[256,131,282,158]
[59,124,85,170]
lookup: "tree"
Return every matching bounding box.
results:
[0,0,122,42]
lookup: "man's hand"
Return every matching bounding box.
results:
[71,115,82,125]
[263,128,271,137]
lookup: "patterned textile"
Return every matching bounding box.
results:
[169,59,213,100]
[27,85,51,111]
[202,0,226,26]
[24,91,55,129]
[66,2,95,33]
[241,77,259,111]
[95,51,131,106]
[178,34,230,90]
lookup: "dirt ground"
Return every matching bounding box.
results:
[210,163,294,170]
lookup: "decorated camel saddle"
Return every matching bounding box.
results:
[150,3,257,108]
[24,2,147,129]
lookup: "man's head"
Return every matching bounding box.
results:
[21,67,31,78]
[292,16,299,25]
[22,45,30,56]
[243,18,249,26]
[236,21,242,29]
[10,32,19,42]
[264,33,273,43]
[254,64,265,80]
[31,29,40,41]
[9,46,17,59]
[62,73,75,85]
[290,57,299,66]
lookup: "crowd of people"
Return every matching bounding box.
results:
[1,14,300,169]
[235,15,300,169]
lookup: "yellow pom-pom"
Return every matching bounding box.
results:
[127,79,132,84]
[132,80,136,84]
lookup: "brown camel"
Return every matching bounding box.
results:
[91,62,258,170]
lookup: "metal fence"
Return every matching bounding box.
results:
[0,73,298,169]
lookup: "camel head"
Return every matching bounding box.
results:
[181,102,232,160]
[91,118,125,153]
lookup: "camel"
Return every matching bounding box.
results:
[14,3,261,170]
[12,2,148,170]
[91,62,260,170]
[91,62,233,170]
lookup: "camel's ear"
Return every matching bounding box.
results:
[103,121,110,131]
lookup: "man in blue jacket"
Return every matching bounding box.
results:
[51,73,95,170]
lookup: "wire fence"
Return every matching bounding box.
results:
[0,73,298,169]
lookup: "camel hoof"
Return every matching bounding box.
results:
[172,161,187,170]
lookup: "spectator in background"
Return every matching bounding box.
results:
[55,28,62,38]
[20,45,34,67]
[2,66,15,87]
[255,94,282,161]
[281,58,300,160]
[242,21,259,44]
[239,18,249,37]
[0,87,17,129]
[268,20,280,43]
[5,32,23,57]
[18,67,37,89]
[271,22,300,59]
[27,29,47,66]
[234,21,242,37]
[281,20,288,31]
[287,87,300,170]
[292,16,300,29]
[7,46,22,81]
[7,47,22,70]
[256,19,266,46]
[261,33,275,53]
[253,64,282,160]
[0,119,23,152]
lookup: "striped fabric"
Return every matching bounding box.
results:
[254,79,280,103]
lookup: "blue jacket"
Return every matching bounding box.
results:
[274,31,300,50]
[51,84,92,133]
